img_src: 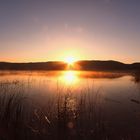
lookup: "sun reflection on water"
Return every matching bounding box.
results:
[60,71,79,85]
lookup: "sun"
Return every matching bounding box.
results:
[64,56,76,65]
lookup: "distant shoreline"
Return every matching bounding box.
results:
[0,60,140,71]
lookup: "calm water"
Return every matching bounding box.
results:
[0,70,140,139]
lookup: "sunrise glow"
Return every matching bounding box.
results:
[64,56,76,65]
[61,71,78,85]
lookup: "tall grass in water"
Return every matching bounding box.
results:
[0,81,32,140]
[0,80,105,140]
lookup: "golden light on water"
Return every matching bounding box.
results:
[60,71,79,85]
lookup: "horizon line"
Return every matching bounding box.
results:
[0,60,140,65]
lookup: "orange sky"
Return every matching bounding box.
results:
[0,0,140,63]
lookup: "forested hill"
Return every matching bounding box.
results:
[0,60,140,71]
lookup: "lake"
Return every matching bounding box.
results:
[0,70,140,140]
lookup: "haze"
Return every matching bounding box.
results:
[0,0,140,63]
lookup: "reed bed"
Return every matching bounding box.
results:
[0,78,138,140]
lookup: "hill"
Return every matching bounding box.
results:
[0,60,140,71]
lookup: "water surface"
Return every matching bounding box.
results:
[0,70,140,139]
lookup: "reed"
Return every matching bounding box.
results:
[0,79,135,140]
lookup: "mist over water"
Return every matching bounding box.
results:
[0,70,140,139]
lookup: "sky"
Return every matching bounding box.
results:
[0,0,140,63]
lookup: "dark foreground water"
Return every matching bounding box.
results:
[0,70,140,140]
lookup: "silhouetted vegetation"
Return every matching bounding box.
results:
[0,80,106,140]
[0,60,140,71]
[0,71,140,140]
[133,71,140,83]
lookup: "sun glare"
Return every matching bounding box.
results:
[65,56,76,65]
[61,71,79,85]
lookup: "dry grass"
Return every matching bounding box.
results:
[0,77,138,140]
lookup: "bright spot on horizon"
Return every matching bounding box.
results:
[64,56,76,65]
